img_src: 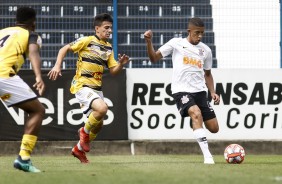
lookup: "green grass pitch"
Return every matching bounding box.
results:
[0,155,282,184]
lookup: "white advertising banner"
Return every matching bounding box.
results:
[126,69,282,140]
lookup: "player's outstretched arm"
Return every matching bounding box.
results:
[110,53,130,75]
[48,44,71,80]
[144,30,163,62]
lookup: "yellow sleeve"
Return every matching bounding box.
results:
[107,50,118,68]
[69,36,91,53]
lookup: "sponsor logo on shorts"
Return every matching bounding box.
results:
[207,101,214,111]
[87,92,93,99]
[181,95,189,104]
[0,93,11,101]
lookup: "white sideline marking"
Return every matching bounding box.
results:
[274,176,282,181]
[130,142,135,155]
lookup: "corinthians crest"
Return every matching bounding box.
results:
[198,49,204,56]
[181,95,189,104]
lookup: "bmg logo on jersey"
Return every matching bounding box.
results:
[0,93,11,101]
[183,56,202,68]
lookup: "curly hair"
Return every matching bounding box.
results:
[16,7,36,25]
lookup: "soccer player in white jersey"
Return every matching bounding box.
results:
[144,17,219,164]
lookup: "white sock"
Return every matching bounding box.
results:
[84,127,90,134]
[77,142,83,151]
[193,128,212,158]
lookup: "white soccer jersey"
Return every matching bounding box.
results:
[158,37,213,94]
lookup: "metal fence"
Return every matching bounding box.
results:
[0,0,279,69]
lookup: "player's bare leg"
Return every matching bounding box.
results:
[72,99,107,163]
[189,105,215,164]
[204,118,219,134]
[13,99,45,172]
[78,99,107,152]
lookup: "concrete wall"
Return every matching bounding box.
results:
[1,141,282,156]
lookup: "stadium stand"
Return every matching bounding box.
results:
[118,0,217,68]
[0,0,217,68]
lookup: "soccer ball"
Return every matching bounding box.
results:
[224,144,245,164]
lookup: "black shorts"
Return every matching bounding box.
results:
[172,91,216,121]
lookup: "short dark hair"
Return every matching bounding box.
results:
[189,17,204,27]
[16,7,36,24]
[93,13,113,27]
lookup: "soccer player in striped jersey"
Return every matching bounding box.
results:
[0,7,45,172]
[48,13,129,163]
[144,17,220,164]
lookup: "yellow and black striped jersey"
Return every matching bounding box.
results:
[0,26,42,78]
[69,35,118,94]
